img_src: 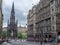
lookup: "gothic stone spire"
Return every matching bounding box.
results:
[7,2,18,39]
[10,2,15,24]
[11,2,15,14]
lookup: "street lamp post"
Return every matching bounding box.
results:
[40,27,43,45]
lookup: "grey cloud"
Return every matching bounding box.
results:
[3,0,39,27]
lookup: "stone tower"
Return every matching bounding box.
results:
[0,0,3,39]
[7,2,18,39]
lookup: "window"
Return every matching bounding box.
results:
[52,8,54,11]
[51,6,54,14]
[58,0,60,4]
[50,0,54,4]
[52,26,54,31]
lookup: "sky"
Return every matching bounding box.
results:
[2,0,40,27]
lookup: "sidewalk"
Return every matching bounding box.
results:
[43,43,58,45]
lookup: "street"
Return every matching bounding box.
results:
[1,39,58,45]
[2,40,40,45]
[1,39,40,45]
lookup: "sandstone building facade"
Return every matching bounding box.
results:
[27,0,60,42]
[27,5,37,41]
[18,25,27,34]
[0,0,3,39]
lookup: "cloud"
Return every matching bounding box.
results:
[2,0,39,27]
[3,22,7,27]
[3,0,13,7]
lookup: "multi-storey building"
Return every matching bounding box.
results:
[0,0,3,39]
[27,0,60,42]
[36,0,51,42]
[18,25,27,34]
[27,5,36,41]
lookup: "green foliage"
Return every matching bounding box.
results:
[18,32,27,39]
[2,31,7,38]
[18,32,22,39]
[22,34,27,39]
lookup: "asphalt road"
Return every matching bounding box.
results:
[1,39,58,45]
[1,39,40,45]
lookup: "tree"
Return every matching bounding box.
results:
[2,31,7,38]
[18,32,22,39]
[22,33,27,39]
